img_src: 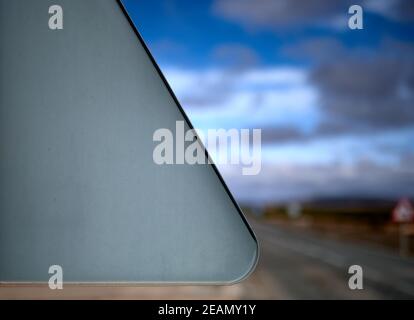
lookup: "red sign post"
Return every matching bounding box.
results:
[392,198,414,256]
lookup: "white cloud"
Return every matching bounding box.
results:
[239,67,306,85]
[162,66,318,130]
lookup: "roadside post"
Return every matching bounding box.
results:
[392,198,414,257]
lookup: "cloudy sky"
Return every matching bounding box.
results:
[122,0,414,204]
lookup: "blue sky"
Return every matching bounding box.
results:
[122,0,414,204]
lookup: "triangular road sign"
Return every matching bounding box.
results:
[0,0,257,284]
[392,198,414,223]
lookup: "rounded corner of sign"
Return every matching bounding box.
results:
[224,240,260,286]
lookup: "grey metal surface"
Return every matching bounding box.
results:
[0,0,257,283]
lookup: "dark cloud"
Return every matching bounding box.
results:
[212,0,351,29]
[260,120,381,146]
[256,38,414,146]
[365,0,414,22]
[260,126,306,144]
[282,38,347,63]
[225,156,414,203]
[212,0,414,30]
[310,41,414,130]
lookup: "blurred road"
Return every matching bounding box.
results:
[1,219,414,299]
[250,221,414,299]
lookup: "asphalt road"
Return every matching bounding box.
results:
[1,219,413,299]
[247,221,414,299]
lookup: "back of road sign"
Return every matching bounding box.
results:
[0,0,258,283]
